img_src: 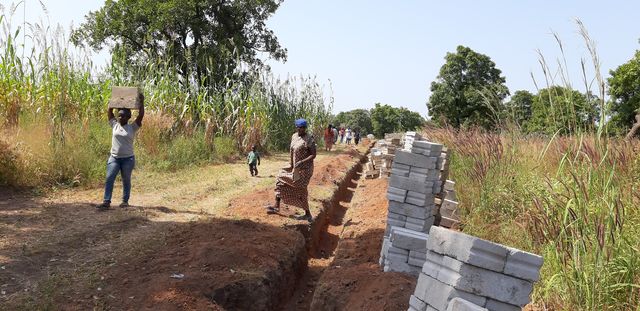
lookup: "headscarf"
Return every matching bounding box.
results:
[295,119,308,128]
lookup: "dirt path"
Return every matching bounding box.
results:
[0,145,371,310]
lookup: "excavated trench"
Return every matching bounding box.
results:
[279,148,369,310]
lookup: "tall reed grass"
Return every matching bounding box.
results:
[0,5,332,187]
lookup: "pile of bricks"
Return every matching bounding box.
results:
[364,135,404,179]
[409,226,543,311]
[435,180,460,229]
[379,227,428,276]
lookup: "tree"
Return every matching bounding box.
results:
[370,103,424,138]
[72,0,287,89]
[332,109,373,134]
[527,86,597,134]
[505,90,534,129]
[608,50,640,135]
[428,45,509,129]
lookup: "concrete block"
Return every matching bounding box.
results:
[410,167,441,180]
[391,227,429,252]
[410,250,427,261]
[387,218,406,228]
[422,251,534,306]
[412,140,443,152]
[395,150,438,169]
[388,186,408,197]
[427,226,509,273]
[426,306,438,311]
[389,201,431,219]
[405,216,435,233]
[392,162,411,170]
[389,246,410,256]
[445,190,457,201]
[388,212,408,222]
[446,298,488,311]
[391,168,411,177]
[109,86,142,109]
[387,259,421,277]
[408,257,426,267]
[410,295,427,311]
[414,273,487,311]
[387,192,407,203]
[439,216,460,229]
[389,175,435,194]
[379,236,390,266]
[485,299,521,311]
[406,191,437,209]
[504,247,544,282]
[444,180,455,191]
[386,251,409,264]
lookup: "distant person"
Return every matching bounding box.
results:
[247,145,261,177]
[266,119,316,222]
[332,126,339,144]
[339,127,345,144]
[354,129,361,145]
[345,128,352,145]
[324,125,335,151]
[98,94,145,210]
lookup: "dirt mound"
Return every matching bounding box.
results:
[310,177,416,311]
[99,219,306,311]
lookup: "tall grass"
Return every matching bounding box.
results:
[0,4,332,187]
[424,20,640,310]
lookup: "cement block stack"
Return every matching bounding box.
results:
[409,226,544,311]
[364,135,404,179]
[380,227,429,277]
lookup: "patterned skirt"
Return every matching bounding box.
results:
[275,166,314,210]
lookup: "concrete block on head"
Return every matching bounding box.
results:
[446,298,488,311]
[410,295,428,311]
[485,299,522,311]
[391,227,429,252]
[389,201,430,219]
[390,175,435,194]
[504,247,544,282]
[427,226,508,272]
[422,251,534,306]
[414,273,487,311]
[395,150,438,169]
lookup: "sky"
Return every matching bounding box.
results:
[8,0,640,117]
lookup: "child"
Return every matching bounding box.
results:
[247,145,261,177]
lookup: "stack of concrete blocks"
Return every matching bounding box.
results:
[379,227,429,277]
[409,226,543,311]
[435,180,461,229]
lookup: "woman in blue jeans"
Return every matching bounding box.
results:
[98,94,145,210]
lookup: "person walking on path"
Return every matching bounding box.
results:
[247,145,261,176]
[98,94,145,210]
[266,119,316,222]
[339,127,345,144]
[345,128,352,145]
[324,124,335,151]
[354,129,361,145]
[332,125,339,144]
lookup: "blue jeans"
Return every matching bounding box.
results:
[103,156,135,203]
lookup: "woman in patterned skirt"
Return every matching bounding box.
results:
[266,119,316,222]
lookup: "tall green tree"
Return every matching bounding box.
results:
[528,86,597,134]
[608,50,640,135]
[370,103,424,138]
[72,0,287,90]
[505,90,534,129]
[332,109,373,134]
[428,45,509,129]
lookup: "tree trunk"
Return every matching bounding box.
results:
[625,113,640,140]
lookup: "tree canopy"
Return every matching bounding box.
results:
[608,50,640,134]
[526,86,597,134]
[370,103,424,138]
[332,109,373,134]
[72,0,286,89]
[505,90,534,129]
[428,45,509,129]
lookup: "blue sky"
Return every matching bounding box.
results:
[11,0,640,117]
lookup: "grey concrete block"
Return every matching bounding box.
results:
[405,216,435,233]
[504,247,544,282]
[388,186,408,197]
[446,298,488,311]
[410,250,427,261]
[389,175,435,194]
[386,251,409,264]
[388,212,408,222]
[410,295,428,311]
[387,259,421,277]
[410,167,440,180]
[422,251,534,306]
[485,299,521,311]
[439,216,460,229]
[389,201,431,219]
[391,168,411,177]
[389,246,410,256]
[406,191,437,209]
[395,150,438,169]
[391,227,429,252]
[427,226,509,273]
[391,162,412,171]
[408,257,426,267]
[444,180,456,191]
[414,273,487,311]
[426,306,438,311]
[387,192,407,203]
[387,218,406,228]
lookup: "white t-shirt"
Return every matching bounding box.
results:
[110,119,140,158]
